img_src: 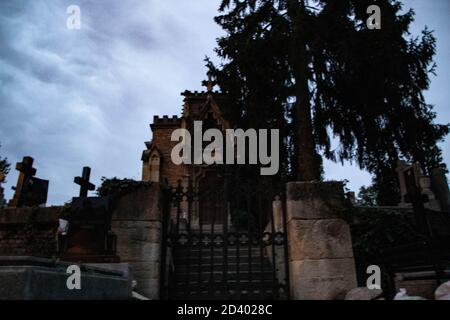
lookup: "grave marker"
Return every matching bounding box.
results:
[57,167,118,263]
[8,156,48,207]
[74,166,95,198]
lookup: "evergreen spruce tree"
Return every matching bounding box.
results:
[208,0,448,204]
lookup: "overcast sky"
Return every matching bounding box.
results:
[0,0,448,205]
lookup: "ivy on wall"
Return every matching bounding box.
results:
[96,177,153,199]
[344,206,425,258]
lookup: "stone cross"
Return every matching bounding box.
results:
[201,74,216,92]
[74,167,95,198]
[8,156,37,207]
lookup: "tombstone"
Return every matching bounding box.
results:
[8,156,48,208]
[58,167,119,263]
[430,167,450,212]
[396,160,441,211]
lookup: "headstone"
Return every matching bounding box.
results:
[58,167,119,263]
[8,156,48,208]
[431,167,450,212]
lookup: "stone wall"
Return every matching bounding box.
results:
[0,207,61,257]
[110,183,162,299]
[286,181,357,300]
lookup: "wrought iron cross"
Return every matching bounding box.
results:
[74,166,95,197]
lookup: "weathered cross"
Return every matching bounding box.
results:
[12,156,36,191]
[8,156,37,207]
[74,166,95,198]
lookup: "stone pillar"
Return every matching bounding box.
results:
[286,181,357,300]
[111,184,162,299]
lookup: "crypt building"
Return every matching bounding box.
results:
[141,87,234,225]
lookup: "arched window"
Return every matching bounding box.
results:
[149,153,161,183]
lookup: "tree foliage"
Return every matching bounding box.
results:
[357,185,378,206]
[0,144,10,181]
[208,0,448,203]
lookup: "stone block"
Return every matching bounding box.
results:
[112,185,161,221]
[288,219,354,261]
[289,258,357,300]
[0,206,61,224]
[286,181,346,221]
[116,241,161,262]
[111,221,161,244]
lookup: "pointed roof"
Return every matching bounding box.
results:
[141,141,163,162]
[197,94,231,130]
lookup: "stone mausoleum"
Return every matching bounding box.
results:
[141,87,234,226]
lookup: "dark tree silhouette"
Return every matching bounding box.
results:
[0,144,10,179]
[208,0,448,204]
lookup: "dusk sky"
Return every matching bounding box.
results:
[0,0,449,205]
